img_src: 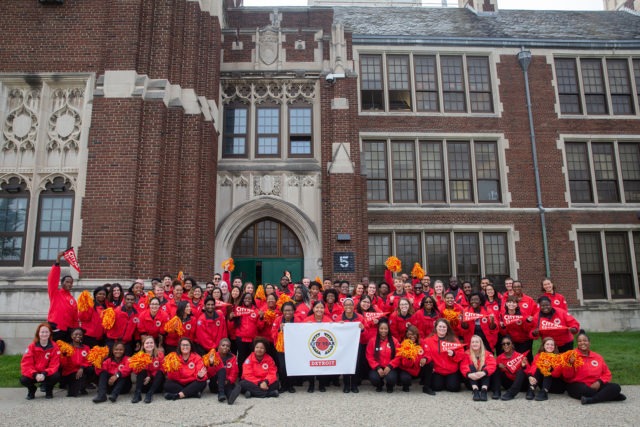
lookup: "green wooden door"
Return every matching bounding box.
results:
[233,257,303,285]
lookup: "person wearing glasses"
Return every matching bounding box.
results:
[495,335,529,400]
[163,338,207,400]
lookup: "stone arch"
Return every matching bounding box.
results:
[215,196,322,279]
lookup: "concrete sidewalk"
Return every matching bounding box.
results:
[0,385,636,426]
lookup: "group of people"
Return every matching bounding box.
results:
[20,251,626,406]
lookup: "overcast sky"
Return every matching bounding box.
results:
[243,0,605,10]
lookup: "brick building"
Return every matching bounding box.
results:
[0,0,639,349]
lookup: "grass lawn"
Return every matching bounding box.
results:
[1,332,639,387]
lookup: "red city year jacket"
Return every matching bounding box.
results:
[106,306,140,342]
[561,351,612,385]
[60,344,91,376]
[165,352,206,384]
[241,352,278,385]
[97,356,132,378]
[47,264,78,332]
[496,351,529,381]
[423,335,465,376]
[21,341,61,378]
[137,309,170,339]
[195,310,228,351]
[207,353,239,384]
[530,308,580,347]
[460,350,497,378]
[79,305,105,340]
[366,336,399,370]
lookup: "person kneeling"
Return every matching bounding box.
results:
[235,337,279,399]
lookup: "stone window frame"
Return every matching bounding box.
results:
[0,177,30,266]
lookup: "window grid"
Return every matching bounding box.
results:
[606,59,634,115]
[223,107,248,157]
[447,142,473,202]
[256,107,280,156]
[0,196,29,264]
[289,107,312,157]
[361,53,493,114]
[35,192,73,265]
[581,59,608,114]
[419,141,444,202]
[578,232,607,299]
[368,233,391,283]
[364,141,389,201]
[396,233,422,269]
[618,143,640,202]
[605,233,634,299]
[232,219,303,258]
[591,143,619,203]
[391,141,417,202]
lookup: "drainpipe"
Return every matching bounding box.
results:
[517,47,551,278]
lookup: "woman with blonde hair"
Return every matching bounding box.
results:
[460,335,496,401]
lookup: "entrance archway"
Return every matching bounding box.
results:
[231,218,303,285]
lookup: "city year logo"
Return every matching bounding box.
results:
[308,329,337,359]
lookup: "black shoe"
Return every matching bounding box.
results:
[26,392,35,400]
[492,391,501,400]
[332,379,340,387]
[144,393,152,404]
[307,382,315,393]
[79,389,88,396]
[288,386,296,393]
[39,384,46,393]
[244,390,252,399]
[480,389,488,401]
[131,392,141,404]
[218,393,227,402]
[615,393,627,401]
[472,389,480,401]
[350,385,359,393]
[375,386,383,392]
[501,391,515,401]
[319,385,326,392]
[266,390,279,398]
[402,385,410,392]
[534,390,548,401]
[93,395,107,403]
[343,384,350,393]
[581,396,593,405]
[164,393,178,401]
[228,384,241,405]
[108,394,118,403]
[422,387,435,396]
[86,383,96,390]
[526,388,535,400]
[386,386,393,393]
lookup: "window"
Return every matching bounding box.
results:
[289,107,312,156]
[222,107,248,157]
[368,230,510,288]
[578,230,639,300]
[34,178,74,265]
[364,138,502,204]
[221,80,316,159]
[0,178,29,265]
[360,52,494,114]
[565,140,640,204]
[555,57,638,116]
[232,218,302,258]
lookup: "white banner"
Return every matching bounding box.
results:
[283,322,360,375]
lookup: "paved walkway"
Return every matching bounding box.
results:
[0,385,637,426]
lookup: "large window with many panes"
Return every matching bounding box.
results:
[577,230,639,300]
[360,52,494,114]
[363,138,502,204]
[565,140,640,204]
[555,57,640,116]
[0,178,29,265]
[369,230,510,290]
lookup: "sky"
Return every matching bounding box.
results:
[243,0,605,10]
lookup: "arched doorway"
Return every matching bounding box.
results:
[231,218,304,285]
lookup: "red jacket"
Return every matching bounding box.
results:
[459,306,499,351]
[129,352,164,377]
[208,353,239,384]
[460,350,497,378]
[359,311,382,345]
[137,309,169,340]
[60,344,91,376]
[165,315,197,347]
[325,304,344,322]
[21,341,61,378]
[423,335,465,375]
[195,310,228,351]
[388,311,413,342]
[294,303,311,322]
[385,292,406,312]
[526,352,563,378]
[303,315,333,323]
[496,351,529,381]
[241,352,278,385]
[97,356,132,378]
[390,339,430,377]
[165,352,205,384]
[47,264,79,332]
[500,309,535,344]
[541,292,568,312]
[105,306,140,343]
[517,294,538,318]
[79,305,105,340]
[234,306,263,343]
[366,336,399,370]
[530,308,580,347]
[411,309,438,339]
[562,351,611,385]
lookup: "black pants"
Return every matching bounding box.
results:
[96,371,132,398]
[236,339,253,371]
[492,369,527,394]
[62,366,95,396]
[356,343,368,383]
[431,372,461,392]
[208,367,235,397]
[134,371,165,395]
[566,381,623,403]
[368,368,398,390]
[83,336,104,348]
[462,363,492,389]
[20,372,61,394]
[163,379,206,398]
[558,341,574,353]
[514,340,534,363]
[532,370,565,393]
[398,363,433,390]
[239,379,279,397]
[52,329,70,343]
[276,352,292,390]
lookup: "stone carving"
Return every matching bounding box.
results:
[236,175,249,187]
[287,174,316,188]
[221,80,316,106]
[47,88,84,153]
[2,88,41,152]
[254,175,281,196]
[258,29,279,66]
[220,175,233,187]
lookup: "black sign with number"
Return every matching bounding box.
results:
[333,252,355,273]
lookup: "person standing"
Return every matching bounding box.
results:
[48,251,78,342]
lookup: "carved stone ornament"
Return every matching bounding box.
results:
[2,88,41,152]
[258,29,280,66]
[254,175,281,196]
[47,88,84,153]
[222,80,316,106]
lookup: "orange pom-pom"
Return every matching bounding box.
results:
[203,348,222,368]
[314,276,322,285]
[275,331,285,352]
[255,285,266,301]
[560,349,584,369]
[164,316,184,336]
[163,352,182,373]
[129,352,152,373]
[442,309,459,327]
[276,293,293,310]
[537,352,560,377]
[176,271,184,285]
[411,263,425,280]
[397,339,420,362]
[221,258,235,272]
[263,309,277,326]
[385,256,402,273]
[56,340,75,357]
[87,345,109,369]
[147,290,155,300]
[101,307,116,330]
[77,290,94,313]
